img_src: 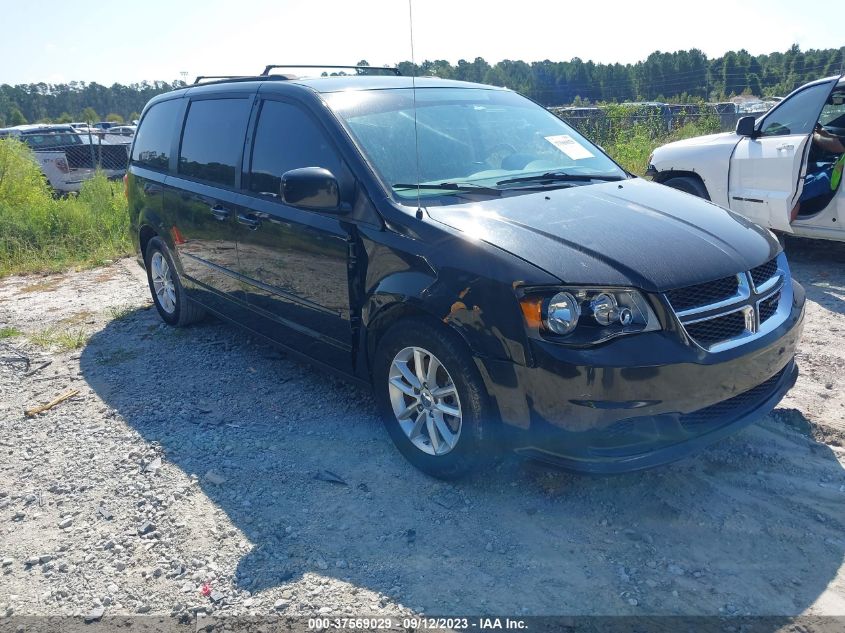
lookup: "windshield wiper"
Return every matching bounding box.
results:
[496,172,625,186]
[393,182,502,196]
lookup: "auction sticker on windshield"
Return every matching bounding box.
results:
[545,134,594,159]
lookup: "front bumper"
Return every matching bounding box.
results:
[478,282,805,473]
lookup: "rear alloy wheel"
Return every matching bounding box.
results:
[144,236,205,327]
[374,317,492,478]
[150,251,176,316]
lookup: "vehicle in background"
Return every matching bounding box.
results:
[0,124,129,193]
[648,75,845,243]
[92,121,118,130]
[104,125,137,139]
[128,67,803,478]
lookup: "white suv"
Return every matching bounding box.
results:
[647,75,845,242]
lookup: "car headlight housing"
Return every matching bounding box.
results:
[520,287,660,346]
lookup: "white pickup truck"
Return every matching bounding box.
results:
[0,124,129,194]
[647,75,845,243]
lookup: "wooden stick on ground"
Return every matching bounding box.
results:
[24,389,79,418]
[24,360,53,378]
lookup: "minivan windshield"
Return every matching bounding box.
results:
[325,87,625,204]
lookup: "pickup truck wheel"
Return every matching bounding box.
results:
[144,237,205,327]
[373,318,491,479]
[663,176,710,200]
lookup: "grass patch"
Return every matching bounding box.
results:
[0,326,22,338]
[29,327,89,351]
[107,304,136,321]
[0,138,132,277]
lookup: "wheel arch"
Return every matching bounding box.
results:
[139,224,159,262]
[364,300,475,378]
[653,169,711,198]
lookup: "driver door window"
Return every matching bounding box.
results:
[760,83,833,137]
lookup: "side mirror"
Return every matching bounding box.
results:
[280,167,342,212]
[736,116,757,137]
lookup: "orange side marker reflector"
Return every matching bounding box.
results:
[519,295,544,330]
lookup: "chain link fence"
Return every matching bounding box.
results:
[545,102,770,173]
[549,103,760,147]
[0,125,131,194]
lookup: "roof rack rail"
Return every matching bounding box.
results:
[192,75,295,87]
[194,75,248,84]
[260,64,401,77]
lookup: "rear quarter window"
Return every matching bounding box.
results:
[131,99,182,171]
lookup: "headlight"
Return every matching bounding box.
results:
[546,292,580,335]
[520,287,660,346]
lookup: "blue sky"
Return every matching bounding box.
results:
[2,0,841,85]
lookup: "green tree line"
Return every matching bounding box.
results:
[394,45,844,105]
[2,45,843,126]
[0,80,185,127]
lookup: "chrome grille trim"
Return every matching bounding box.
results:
[665,253,792,353]
[673,274,749,319]
[750,258,780,292]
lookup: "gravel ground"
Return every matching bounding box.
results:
[0,238,844,622]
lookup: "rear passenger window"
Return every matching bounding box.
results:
[248,100,342,197]
[179,98,250,187]
[131,99,181,171]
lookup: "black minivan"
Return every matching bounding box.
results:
[127,67,805,478]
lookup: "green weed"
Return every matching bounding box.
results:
[0,138,132,277]
[29,327,89,351]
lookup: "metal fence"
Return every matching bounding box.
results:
[550,103,762,144]
[0,126,132,194]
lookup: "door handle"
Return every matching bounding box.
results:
[776,144,794,151]
[209,205,230,221]
[237,213,261,230]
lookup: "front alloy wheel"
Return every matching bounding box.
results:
[388,346,462,456]
[373,317,493,479]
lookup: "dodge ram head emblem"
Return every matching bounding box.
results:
[743,306,757,333]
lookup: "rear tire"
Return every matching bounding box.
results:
[144,236,205,327]
[373,317,492,479]
[663,175,710,200]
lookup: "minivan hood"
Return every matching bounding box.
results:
[425,178,778,292]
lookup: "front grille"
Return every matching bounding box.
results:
[666,275,739,312]
[759,291,780,324]
[667,254,788,350]
[681,366,787,429]
[750,258,778,289]
[684,311,747,346]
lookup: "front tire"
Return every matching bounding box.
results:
[663,175,710,200]
[144,236,205,327]
[373,318,492,479]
